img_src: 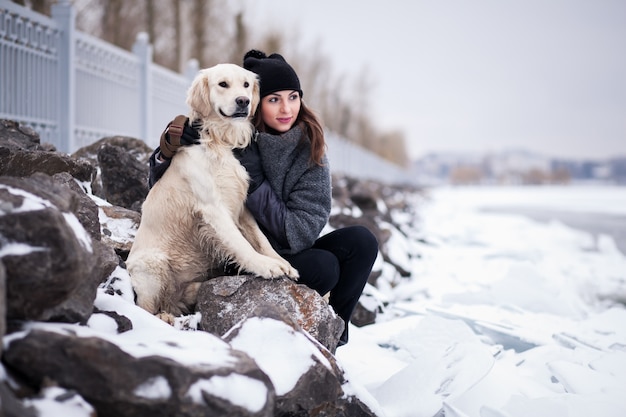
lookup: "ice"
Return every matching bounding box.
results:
[337,185,626,416]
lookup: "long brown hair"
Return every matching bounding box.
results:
[252,99,326,166]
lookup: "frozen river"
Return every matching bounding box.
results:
[481,207,626,255]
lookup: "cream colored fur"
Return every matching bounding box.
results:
[126,64,298,323]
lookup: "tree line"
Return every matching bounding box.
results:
[12,0,408,167]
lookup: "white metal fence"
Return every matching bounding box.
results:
[0,0,413,184]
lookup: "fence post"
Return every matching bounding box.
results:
[51,0,75,153]
[133,32,152,142]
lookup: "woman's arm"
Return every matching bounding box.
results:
[246,180,289,246]
[245,160,331,254]
[147,116,201,188]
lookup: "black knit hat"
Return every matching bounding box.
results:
[243,50,303,98]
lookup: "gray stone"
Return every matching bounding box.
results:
[3,328,275,417]
[0,175,116,323]
[196,275,344,352]
[97,143,150,211]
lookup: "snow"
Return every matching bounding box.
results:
[226,316,332,396]
[4,184,626,416]
[0,243,45,257]
[23,386,96,417]
[134,376,172,400]
[336,185,626,417]
[63,212,93,252]
[98,207,137,243]
[0,184,53,212]
[187,375,268,412]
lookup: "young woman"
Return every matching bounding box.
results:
[150,50,378,345]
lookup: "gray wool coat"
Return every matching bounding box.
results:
[246,125,331,255]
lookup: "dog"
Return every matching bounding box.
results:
[126,64,299,323]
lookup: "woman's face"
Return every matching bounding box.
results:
[260,90,301,133]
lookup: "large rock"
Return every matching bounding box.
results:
[0,174,117,323]
[196,275,344,353]
[72,135,153,206]
[52,171,102,240]
[96,143,150,211]
[0,260,5,353]
[3,328,276,417]
[224,305,378,417]
[0,120,95,182]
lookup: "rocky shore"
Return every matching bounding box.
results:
[0,119,422,417]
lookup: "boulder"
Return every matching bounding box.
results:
[224,305,378,417]
[0,260,5,353]
[0,120,95,182]
[196,275,344,352]
[72,136,152,208]
[0,174,117,323]
[3,328,276,417]
[96,143,150,211]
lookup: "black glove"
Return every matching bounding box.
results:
[234,139,265,194]
[159,115,201,159]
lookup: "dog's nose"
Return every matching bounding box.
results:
[236,97,250,108]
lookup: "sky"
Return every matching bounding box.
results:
[236,0,626,161]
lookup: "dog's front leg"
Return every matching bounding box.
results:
[238,209,299,280]
[197,204,294,279]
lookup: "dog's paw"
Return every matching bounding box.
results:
[286,265,299,281]
[157,312,176,326]
[274,259,299,281]
[252,256,298,280]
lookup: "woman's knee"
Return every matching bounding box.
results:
[289,249,340,294]
[348,225,379,258]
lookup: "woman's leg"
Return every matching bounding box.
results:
[312,225,379,344]
[283,249,340,296]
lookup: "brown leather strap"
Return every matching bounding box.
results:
[159,114,187,159]
[167,115,187,143]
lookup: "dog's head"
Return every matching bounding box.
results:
[186,63,260,148]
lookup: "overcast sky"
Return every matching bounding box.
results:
[236,0,625,160]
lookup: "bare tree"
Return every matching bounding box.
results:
[146,0,155,48]
[10,0,52,14]
[191,0,206,65]
[173,0,182,70]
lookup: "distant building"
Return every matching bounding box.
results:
[412,150,626,186]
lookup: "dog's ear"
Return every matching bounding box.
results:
[250,76,260,116]
[186,71,212,119]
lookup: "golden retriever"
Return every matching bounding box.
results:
[126,64,299,322]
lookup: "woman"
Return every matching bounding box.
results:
[150,50,378,345]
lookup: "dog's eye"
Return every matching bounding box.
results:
[244,81,249,88]
[219,81,228,88]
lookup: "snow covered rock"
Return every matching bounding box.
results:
[196,274,344,353]
[0,174,118,323]
[71,135,153,209]
[96,143,150,211]
[0,120,94,181]
[0,261,5,353]
[4,327,276,417]
[224,306,377,417]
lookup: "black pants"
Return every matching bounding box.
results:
[282,225,378,344]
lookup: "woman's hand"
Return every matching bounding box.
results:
[159,115,201,159]
[233,140,265,193]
